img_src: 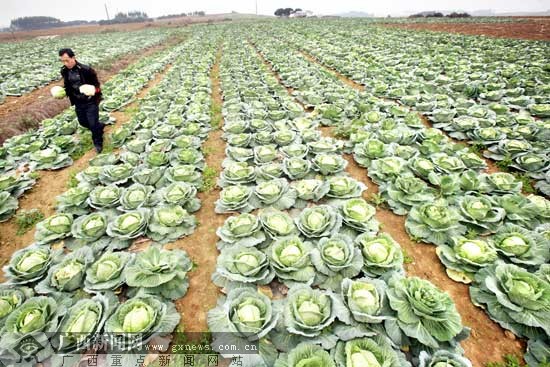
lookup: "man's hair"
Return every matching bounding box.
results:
[58,48,75,57]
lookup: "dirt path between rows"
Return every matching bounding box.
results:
[383,18,550,41]
[0,35,185,143]
[0,63,173,277]
[169,47,228,332]
[253,43,525,366]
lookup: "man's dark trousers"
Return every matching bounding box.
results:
[75,101,103,148]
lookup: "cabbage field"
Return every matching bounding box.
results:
[0,18,549,367]
[0,28,176,102]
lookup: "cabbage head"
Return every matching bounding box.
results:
[327,176,366,199]
[312,154,347,176]
[295,205,342,238]
[104,295,180,351]
[355,233,404,278]
[492,224,549,267]
[220,162,256,186]
[458,195,506,233]
[437,237,498,283]
[334,335,410,367]
[291,179,330,208]
[340,198,379,233]
[3,244,60,284]
[382,174,437,215]
[470,263,550,340]
[55,185,92,215]
[311,234,363,291]
[267,236,315,286]
[71,211,108,242]
[85,251,133,291]
[417,350,473,367]
[124,246,192,300]
[34,213,73,244]
[106,208,149,240]
[251,178,297,210]
[88,185,122,209]
[405,199,466,246]
[52,293,116,354]
[215,185,254,213]
[207,287,278,367]
[369,156,409,185]
[341,277,393,324]
[214,245,275,287]
[274,343,335,367]
[0,285,33,328]
[119,183,154,211]
[386,275,465,349]
[259,208,297,239]
[276,285,350,350]
[146,204,197,244]
[51,86,66,99]
[159,181,200,213]
[282,157,311,180]
[0,296,65,363]
[216,213,266,249]
[35,247,95,295]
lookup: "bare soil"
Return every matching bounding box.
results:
[169,130,228,332]
[0,63,172,277]
[0,35,184,144]
[170,48,228,332]
[383,18,550,41]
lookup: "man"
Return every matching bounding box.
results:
[59,48,104,153]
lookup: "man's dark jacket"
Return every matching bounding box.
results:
[60,61,102,105]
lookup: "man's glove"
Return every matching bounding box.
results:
[79,84,96,97]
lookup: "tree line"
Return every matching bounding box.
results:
[10,16,93,30]
[409,11,471,18]
[157,11,206,20]
[274,8,303,17]
[7,10,209,31]
[98,11,150,25]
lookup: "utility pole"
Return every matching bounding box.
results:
[255,0,258,15]
[10,27,17,42]
[104,3,110,20]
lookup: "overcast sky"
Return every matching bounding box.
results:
[1,0,549,27]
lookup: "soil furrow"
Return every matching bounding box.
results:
[170,46,228,332]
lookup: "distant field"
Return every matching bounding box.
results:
[384,17,550,41]
[0,13,265,42]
